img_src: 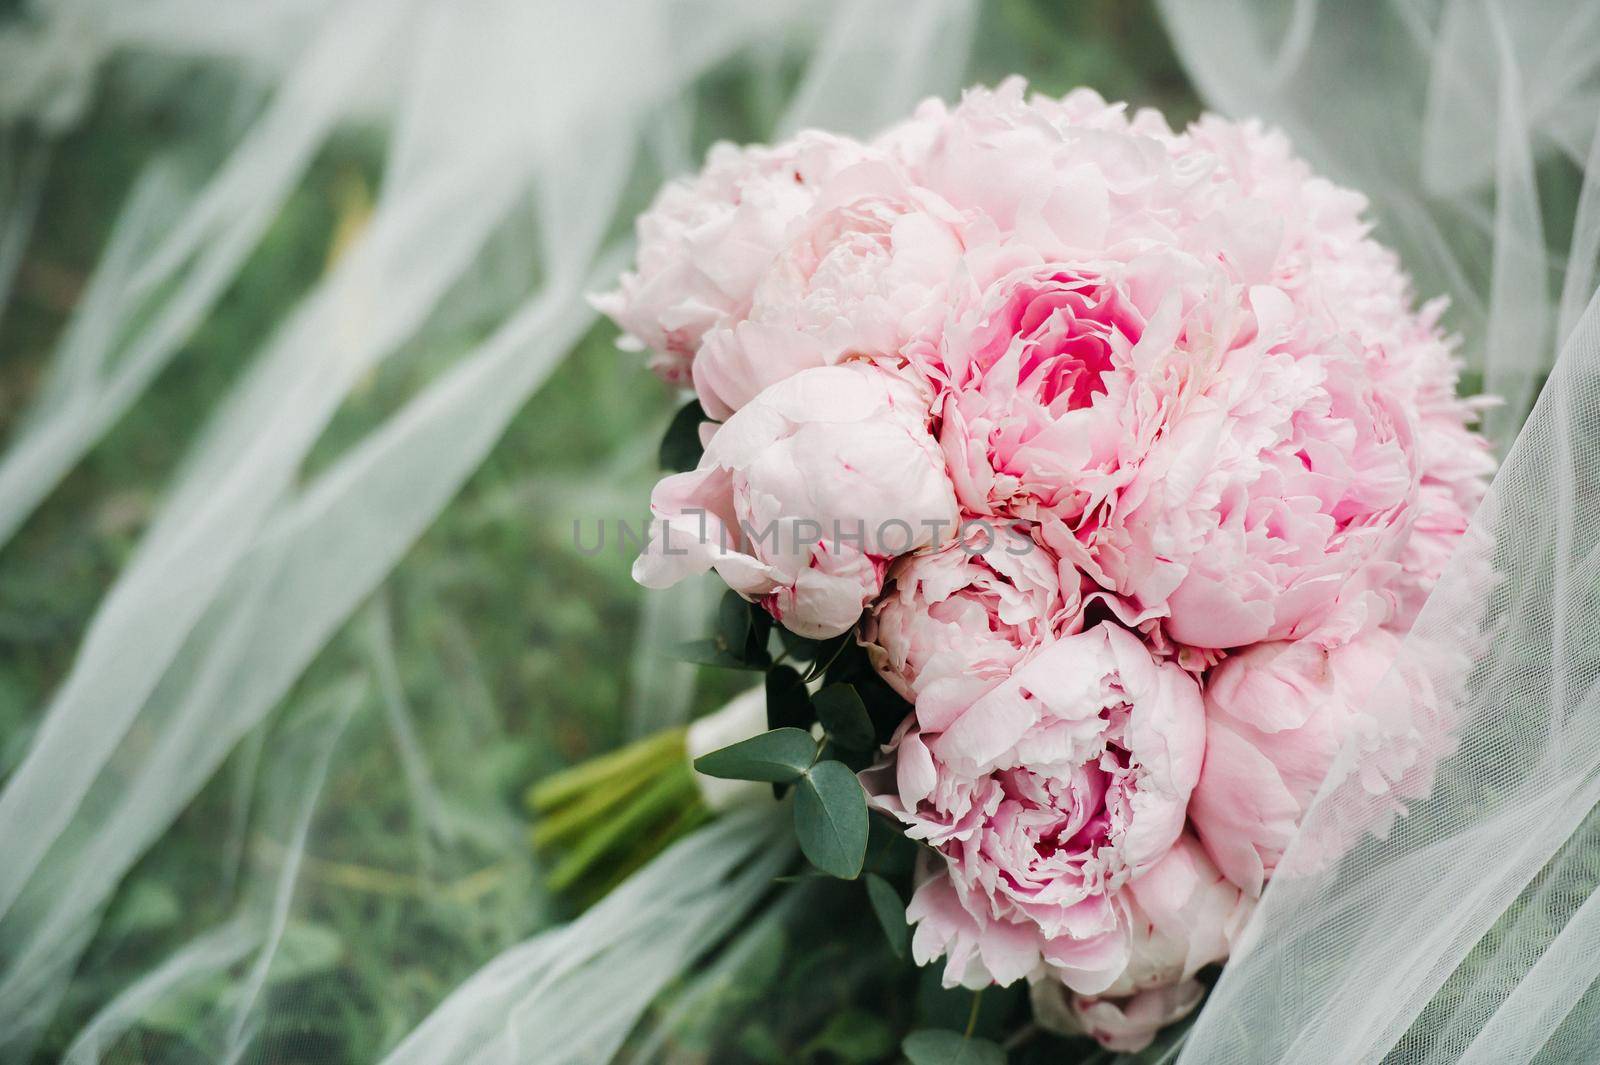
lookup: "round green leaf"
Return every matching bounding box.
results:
[813,682,875,750]
[694,727,817,783]
[671,638,767,672]
[717,589,751,649]
[766,665,812,732]
[658,399,708,472]
[803,1008,897,1062]
[794,759,868,879]
[700,590,770,669]
[902,1029,1007,1065]
[776,626,823,662]
[865,873,909,959]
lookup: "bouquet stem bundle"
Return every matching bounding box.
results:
[528,727,710,900]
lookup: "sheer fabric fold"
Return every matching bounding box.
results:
[1160,1,1600,1062]
[0,1,976,1060]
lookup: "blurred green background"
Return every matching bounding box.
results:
[0,2,1196,1061]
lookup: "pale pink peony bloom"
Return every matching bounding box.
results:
[886,79,1488,652]
[1189,620,1409,896]
[1174,115,1495,634]
[1029,834,1251,1050]
[1034,978,1203,1054]
[937,249,1425,652]
[593,132,873,387]
[861,521,1084,732]
[1073,279,1425,650]
[693,162,967,419]
[862,623,1205,993]
[1395,404,1495,630]
[931,261,1147,524]
[632,362,958,638]
[883,79,1181,238]
[1102,833,1251,997]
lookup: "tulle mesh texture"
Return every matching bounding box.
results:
[1178,292,1600,1064]
[0,1,978,1062]
[1159,0,1600,1062]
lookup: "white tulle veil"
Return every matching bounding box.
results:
[0,0,1596,1062]
[1160,2,1600,1062]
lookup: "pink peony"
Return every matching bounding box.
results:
[1062,275,1425,650]
[891,79,1487,652]
[1170,114,1494,638]
[1030,834,1250,1050]
[632,362,958,638]
[1102,833,1250,996]
[931,260,1147,525]
[606,78,1496,1050]
[862,623,1205,993]
[883,80,1181,236]
[593,132,873,387]
[1188,619,1408,895]
[1034,977,1203,1054]
[861,520,1084,731]
[692,162,967,419]
[930,245,1426,651]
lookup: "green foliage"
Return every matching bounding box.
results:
[694,727,818,783]
[865,873,910,959]
[813,683,875,751]
[803,1008,898,1062]
[674,590,774,670]
[658,399,710,471]
[672,637,770,671]
[794,759,869,880]
[903,1029,1009,1065]
[764,664,812,731]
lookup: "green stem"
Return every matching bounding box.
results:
[527,727,686,812]
[529,763,659,848]
[545,760,702,893]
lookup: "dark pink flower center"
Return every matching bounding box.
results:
[972,270,1140,413]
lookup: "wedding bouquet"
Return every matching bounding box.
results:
[577,78,1496,1052]
[14,0,1600,1060]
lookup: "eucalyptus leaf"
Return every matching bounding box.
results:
[658,399,708,472]
[803,1008,897,1062]
[902,1029,1007,1065]
[776,626,823,661]
[793,759,868,879]
[694,727,817,782]
[765,665,812,732]
[697,590,769,669]
[865,873,909,958]
[801,631,853,682]
[812,683,874,750]
[771,870,836,884]
[744,604,773,665]
[716,589,751,651]
[671,638,768,671]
